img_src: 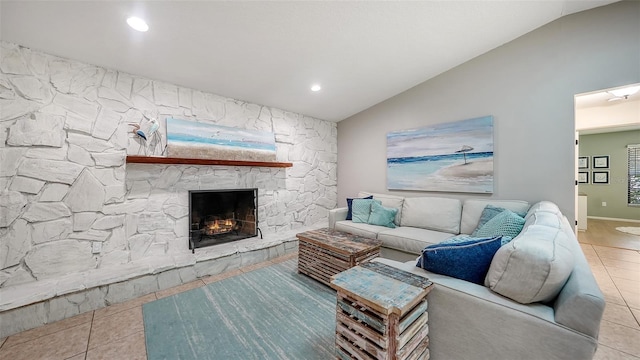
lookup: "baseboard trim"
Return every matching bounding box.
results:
[587,216,640,223]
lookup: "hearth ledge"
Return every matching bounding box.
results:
[0,223,323,338]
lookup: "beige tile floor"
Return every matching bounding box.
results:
[583,243,640,359]
[1,238,639,359]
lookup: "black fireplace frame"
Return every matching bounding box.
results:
[188,188,260,252]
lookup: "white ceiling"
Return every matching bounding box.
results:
[575,85,640,110]
[575,84,640,135]
[0,1,618,122]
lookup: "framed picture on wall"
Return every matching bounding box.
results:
[593,155,609,169]
[578,172,589,184]
[578,156,589,169]
[386,116,494,193]
[592,171,609,184]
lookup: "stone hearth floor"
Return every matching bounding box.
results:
[1,247,639,359]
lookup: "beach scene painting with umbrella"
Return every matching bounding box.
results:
[166,118,277,162]
[387,116,494,193]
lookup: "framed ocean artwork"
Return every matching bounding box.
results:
[166,118,277,162]
[387,116,494,193]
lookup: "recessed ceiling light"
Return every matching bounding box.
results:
[310,84,322,92]
[127,17,149,32]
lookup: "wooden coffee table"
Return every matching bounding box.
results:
[296,228,382,286]
[331,262,434,360]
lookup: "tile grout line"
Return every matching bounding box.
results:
[597,343,640,359]
[585,243,640,358]
[632,306,640,327]
[141,328,149,359]
[594,247,640,333]
[0,316,94,351]
[595,247,628,301]
[84,310,95,359]
[87,305,147,352]
[600,317,640,333]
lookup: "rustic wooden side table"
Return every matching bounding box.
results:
[330,262,434,360]
[296,228,382,286]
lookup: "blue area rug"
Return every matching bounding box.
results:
[143,259,337,359]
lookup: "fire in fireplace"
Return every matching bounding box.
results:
[188,188,258,252]
[203,217,237,235]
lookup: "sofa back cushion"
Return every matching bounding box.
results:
[460,200,530,235]
[401,197,462,234]
[358,192,404,225]
[485,224,575,304]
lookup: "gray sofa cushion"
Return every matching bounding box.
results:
[334,221,384,240]
[460,199,530,234]
[377,226,453,254]
[400,196,462,234]
[485,224,575,304]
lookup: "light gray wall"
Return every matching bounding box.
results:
[579,130,640,220]
[337,1,640,226]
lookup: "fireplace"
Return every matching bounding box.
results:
[188,188,258,252]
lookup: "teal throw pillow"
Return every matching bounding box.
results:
[441,234,475,244]
[474,209,525,239]
[367,201,397,228]
[472,205,507,236]
[346,195,373,220]
[472,205,526,236]
[351,199,380,223]
[416,236,503,285]
[442,234,513,246]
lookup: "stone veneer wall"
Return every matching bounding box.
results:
[0,41,337,336]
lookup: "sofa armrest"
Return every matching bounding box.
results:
[553,215,605,339]
[554,263,605,339]
[329,207,348,229]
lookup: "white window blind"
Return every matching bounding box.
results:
[629,144,640,206]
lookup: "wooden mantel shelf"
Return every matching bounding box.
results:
[126,156,293,168]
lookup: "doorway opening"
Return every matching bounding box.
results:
[574,83,640,250]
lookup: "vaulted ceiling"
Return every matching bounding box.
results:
[1,1,618,122]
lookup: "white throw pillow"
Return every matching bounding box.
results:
[485,224,575,304]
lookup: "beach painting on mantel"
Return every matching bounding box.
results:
[166,118,277,162]
[387,116,494,193]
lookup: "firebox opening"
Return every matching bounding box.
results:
[189,188,258,252]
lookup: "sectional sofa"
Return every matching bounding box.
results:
[328,191,605,360]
